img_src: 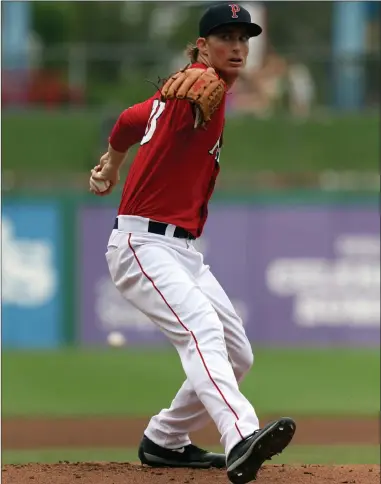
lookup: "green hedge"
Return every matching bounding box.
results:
[3,111,378,174]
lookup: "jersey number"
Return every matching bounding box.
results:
[141,100,166,145]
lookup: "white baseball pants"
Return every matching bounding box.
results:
[106,215,259,455]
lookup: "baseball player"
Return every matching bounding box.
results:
[90,4,295,483]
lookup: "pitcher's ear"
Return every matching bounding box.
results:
[196,37,208,55]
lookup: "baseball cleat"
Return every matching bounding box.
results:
[226,417,296,484]
[138,434,226,469]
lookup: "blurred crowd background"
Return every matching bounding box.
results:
[2,0,380,193]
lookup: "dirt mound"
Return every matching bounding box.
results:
[2,416,379,450]
[2,463,380,484]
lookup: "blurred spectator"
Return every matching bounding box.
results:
[241,1,266,71]
[230,45,288,117]
[2,66,85,108]
[27,70,73,107]
[27,31,43,70]
[287,57,315,119]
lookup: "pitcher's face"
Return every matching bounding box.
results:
[197,25,250,80]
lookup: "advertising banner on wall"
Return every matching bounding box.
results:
[203,206,380,346]
[79,205,380,347]
[2,203,63,348]
[79,207,168,346]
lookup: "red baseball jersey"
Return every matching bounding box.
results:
[109,63,226,238]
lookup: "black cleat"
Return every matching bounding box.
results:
[138,434,226,469]
[226,417,296,484]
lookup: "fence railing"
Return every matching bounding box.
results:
[2,43,380,110]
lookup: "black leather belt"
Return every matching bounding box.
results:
[113,218,195,240]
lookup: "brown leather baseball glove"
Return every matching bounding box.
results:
[160,66,226,128]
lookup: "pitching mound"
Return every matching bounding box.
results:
[2,463,380,484]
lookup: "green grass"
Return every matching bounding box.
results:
[2,348,379,417]
[222,113,379,173]
[2,111,379,174]
[2,446,379,465]
[2,110,102,173]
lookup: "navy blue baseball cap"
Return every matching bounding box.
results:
[199,3,262,38]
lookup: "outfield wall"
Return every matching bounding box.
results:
[3,193,379,348]
[2,113,379,174]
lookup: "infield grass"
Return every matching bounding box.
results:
[2,348,379,417]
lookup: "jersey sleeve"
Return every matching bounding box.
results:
[108,96,155,152]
